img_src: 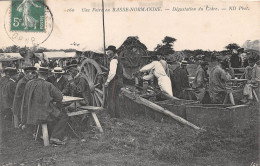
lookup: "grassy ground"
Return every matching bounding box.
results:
[0,105,259,166]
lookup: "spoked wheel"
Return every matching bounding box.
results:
[79,58,105,107]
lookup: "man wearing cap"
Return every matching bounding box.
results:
[209,60,232,104]
[47,67,69,92]
[170,60,190,98]
[192,61,209,102]
[21,67,68,145]
[104,45,124,117]
[1,67,19,120]
[12,66,37,127]
[63,63,90,109]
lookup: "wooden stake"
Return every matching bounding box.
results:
[91,112,104,133]
[42,124,49,146]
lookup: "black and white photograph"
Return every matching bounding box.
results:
[0,0,259,165]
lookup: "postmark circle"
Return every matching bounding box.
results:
[4,0,54,47]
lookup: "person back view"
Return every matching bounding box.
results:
[21,67,68,145]
[13,66,37,126]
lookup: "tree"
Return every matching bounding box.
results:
[154,36,177,56]
[4,45,20,53]
[225,43,240,51]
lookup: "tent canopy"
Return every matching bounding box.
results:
[0,53,23,62]
[43,51,76,59]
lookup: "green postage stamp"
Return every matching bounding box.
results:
[11,0,46,32]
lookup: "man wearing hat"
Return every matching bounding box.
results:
[63,63,90,109]
[170,60,190,98]
[192,61,209,102]
[104,45,124,118]
[12,66,37,127]
[0,69,11,113]
[47,67,69,92]
[209,60,232,104]
[21,67,68,145]
[1,67,18,120]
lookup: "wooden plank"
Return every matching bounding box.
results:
[42,124,49,146]
[91,112,103,133]
[121,88,204,131]
[67,110,90,117]
[226,105,248,109]
[62,96,84,103]
[78,106,104,111]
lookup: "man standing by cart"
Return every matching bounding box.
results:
[104,45,123,118]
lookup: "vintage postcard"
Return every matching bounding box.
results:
[0,0,259,165]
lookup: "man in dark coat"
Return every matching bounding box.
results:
[209,60,232,104]
[0,70,10,113]
[1,67,18,120]
[170,60,190,98]
[47,67,69,92]
[21,67,68,144]
[13,66,37,127]
[63,64,91,109]
[192,61,209,102]
[104,45,124,118]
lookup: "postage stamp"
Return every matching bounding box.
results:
[4,0,53,46]
[11,0,46,32]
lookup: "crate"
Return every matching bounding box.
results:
[154,99,199,119]
[186,104,250,130]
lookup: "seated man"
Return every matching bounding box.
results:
[21,67,68,145]
[209,60,232,104]
[242,59,260,104]
[47,67,69,92]
[13,66,37,126]
[1,67,18,120]
[63,64,90,110]
[192,61,209,102]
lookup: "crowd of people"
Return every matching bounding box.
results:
[138,52,260,105]
[0,45,259,146]
[0,60,92,145]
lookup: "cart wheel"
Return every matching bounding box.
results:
[79,58,104,107]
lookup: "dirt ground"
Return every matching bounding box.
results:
[0,105,259,166]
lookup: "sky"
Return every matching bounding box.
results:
[0,0,259,52]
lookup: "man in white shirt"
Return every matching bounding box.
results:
[140,60,173,97]
[104,45,123,118]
